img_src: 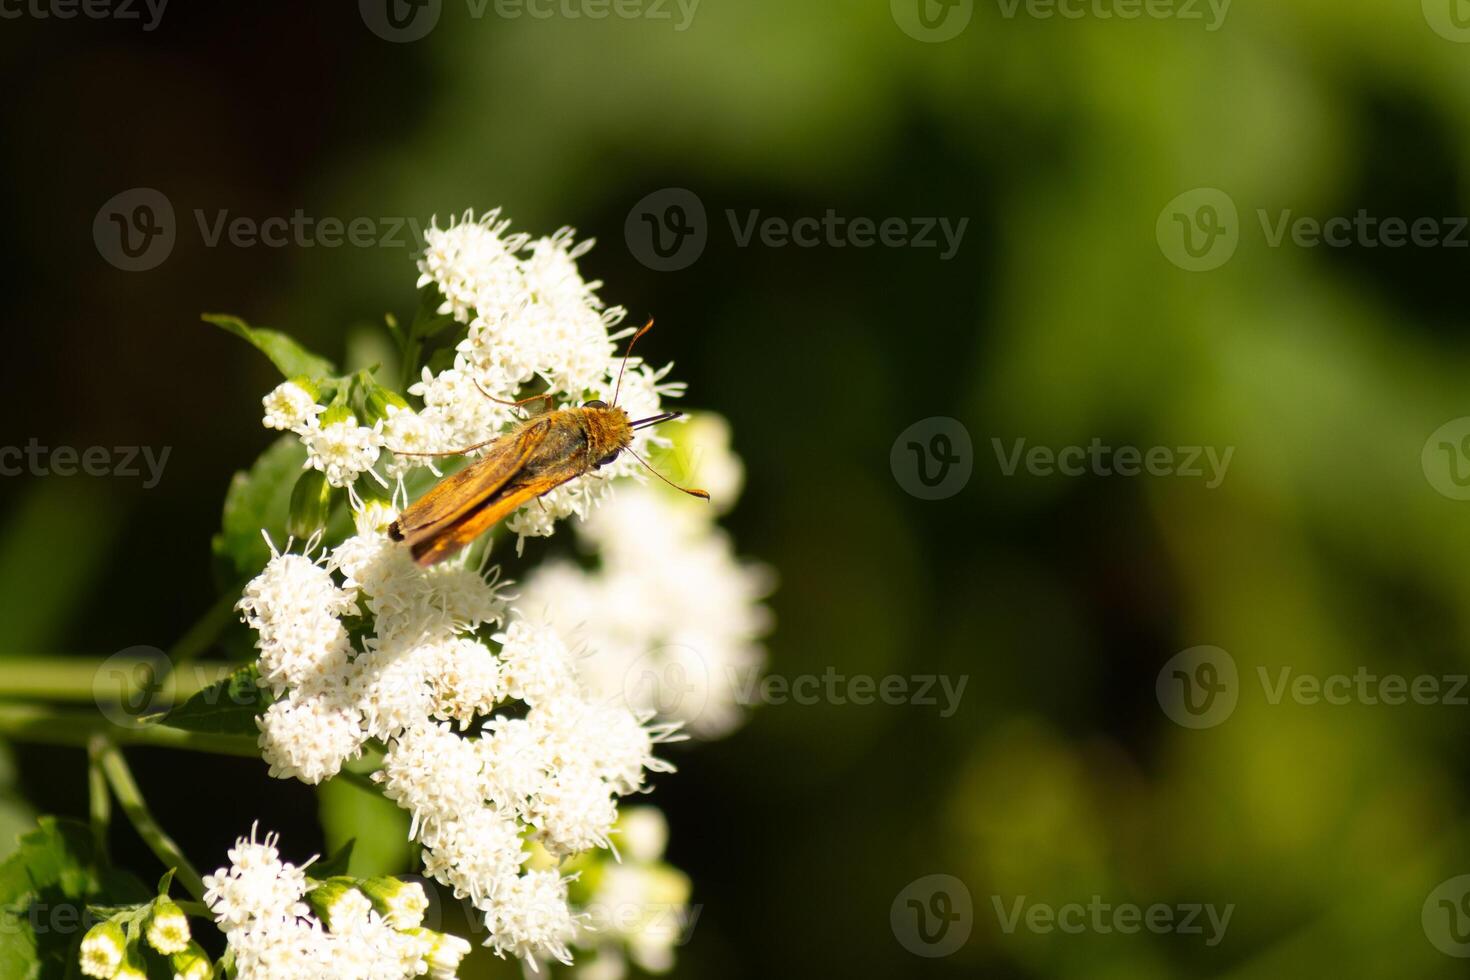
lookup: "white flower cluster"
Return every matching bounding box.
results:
[79,900,204,980]
[201,826,468,980]
[238,508,678,968]
[228,207,745,973]
[522,416,773,737]
[570,808,694,980]
[260,208,686,541]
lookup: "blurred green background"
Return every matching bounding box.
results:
[5,0,1470,976]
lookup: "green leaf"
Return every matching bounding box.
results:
[409,285,456,341]
[203,313,336,380]
[157,664,268,737]
[212,435,306,582]
[156,869,174,897]
[0,818,148,980]
[317,778,410,878]
[312,840,356,880]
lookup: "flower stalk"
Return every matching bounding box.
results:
[94,741,208,900]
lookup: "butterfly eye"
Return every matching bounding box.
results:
[584,399,608,409]
[595,451,621,468]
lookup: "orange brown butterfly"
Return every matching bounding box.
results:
[388,321,708,566]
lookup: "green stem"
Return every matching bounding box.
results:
[96,741,207,901]
[87,736,110,861]
[0,658,233,702]
[0,705,258,757]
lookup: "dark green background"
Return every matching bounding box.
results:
[3,1,1470,977]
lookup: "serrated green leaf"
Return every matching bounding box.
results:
[0,818,148,980]
[157,664,268,737]
[212,436,306,582]
[203,313,336,380]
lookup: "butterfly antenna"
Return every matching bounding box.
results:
[614,318,655,407]
[623,443,710,501]
[631,411,682,430]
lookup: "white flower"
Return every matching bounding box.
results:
[410,929,472,980]
[482,870,578,968]
[202,824,312,930]
[417,210,530,325]
[425,562,506,633]
[303,414,384,489]
[380,406,448,479]
[351,642,438,741]
[677,413,744,512]
[419,806,526,903]
[536,697,675,797]
[229,205,737,975]
[617,807,669,864]
[378,722,486,831]
[227,914,329,980]
[479,715,553,814]
[257,687,366,784]
[359,877,431,929]
[203,829,456,979]
[238,550,358,697]
[495,619,579,707]
[79,921,125,978]
[527,763,619,855]
[169,943,214,980]
[522,475,772,737]
[262,380,323,432]
[407,359,518,458]
[146,899,192,954]
[426,636,505,728]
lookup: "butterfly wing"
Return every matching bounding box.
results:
[389,418,551,551]
[405,471,569,566]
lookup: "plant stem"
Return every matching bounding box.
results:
[0,705,258,757]
[96,741,207,901]
[0,658,232,702]
[87,735,111,861]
